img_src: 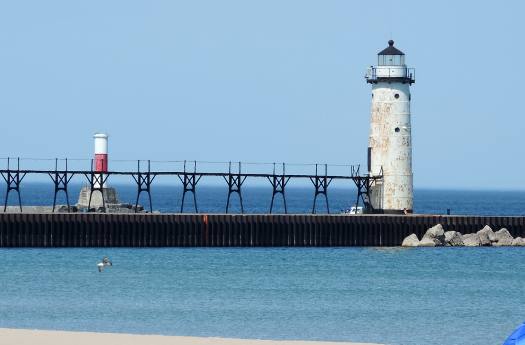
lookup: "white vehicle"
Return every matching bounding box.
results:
[343,206,363,215]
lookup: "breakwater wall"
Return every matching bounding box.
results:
[0,213,524,247]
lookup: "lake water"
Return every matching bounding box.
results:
[1,183,525,216]
[1,185,524,344]
[0,247,524,345]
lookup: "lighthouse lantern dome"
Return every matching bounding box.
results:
[366,40,414,84]
[378,40,405,66]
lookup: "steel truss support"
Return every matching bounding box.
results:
[267,163,290,214]
[223,161,247,214]
[83,159,110,212]
[351,165,382,214]
[353,177,372,213]
[1,158,26,212]
[48,158,74,212]
[309,164,332,214]
[132,160,157,213]
[177,160,202,213]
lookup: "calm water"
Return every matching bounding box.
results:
[0,247,524,345]
[1,185,525,344]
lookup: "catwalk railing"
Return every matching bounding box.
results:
[0,158,383,214]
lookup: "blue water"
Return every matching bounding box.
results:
[1,183,525,215]
[1,247,524,345]
[1,185,525,344]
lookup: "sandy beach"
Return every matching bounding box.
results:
[0,328,382,345]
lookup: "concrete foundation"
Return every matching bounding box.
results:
[77,186,119,209]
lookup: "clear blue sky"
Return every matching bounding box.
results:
[0,1,523,189]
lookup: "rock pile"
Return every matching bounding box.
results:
[402,224,525,247]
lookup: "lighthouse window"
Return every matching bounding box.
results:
[378,54,404,66]
[395,127,400,133]
[394,93,399,99]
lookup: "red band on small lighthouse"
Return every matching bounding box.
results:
[95,153,108,173]
[93,133,109,189]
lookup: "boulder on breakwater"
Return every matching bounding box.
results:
[493,228,514,246]
[419,224,446,247]
[511,237,525,246]
[444,231,463,246]
[462,233,481,247]
[402,224,523,247]
[401,233,420,247]
[477,225,496,246]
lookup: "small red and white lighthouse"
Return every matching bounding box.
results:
[77,132,119,208]
[93,133,108,188]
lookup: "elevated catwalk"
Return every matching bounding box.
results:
[0,213,524,247]
[0,158,381,214]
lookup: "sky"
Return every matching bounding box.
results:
[0,1,523,190]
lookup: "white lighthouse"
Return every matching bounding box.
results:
[365,40,415,213]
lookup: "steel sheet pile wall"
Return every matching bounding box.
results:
[0,214,524,247]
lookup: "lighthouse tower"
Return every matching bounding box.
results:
[93,133,108,188]
[77,133,119,209]
[365,40,415,213]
